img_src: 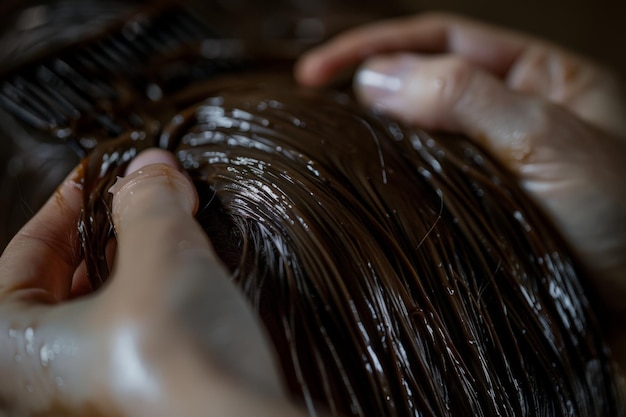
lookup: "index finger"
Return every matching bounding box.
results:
[0,166,83,303]
[296,12,531,86]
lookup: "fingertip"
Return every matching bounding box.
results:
[353,54,436,126]
[125,148,180,176]
[109,150,198,232]
[294,49,329,87]
[357,53,561,174]
[293,53,312,85]
[354,55,408,104]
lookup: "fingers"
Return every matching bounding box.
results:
[0,166,84,303]
[506,45,626,136]
[108,148,207,288]
[296,13,530,87]
[296,12,626,136]
[353,52,626,302]
[0,148,286,415]
[108,149,286,397]
[353,53,568,170]
[354,53,507,133]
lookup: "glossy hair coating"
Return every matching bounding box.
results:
[79,73,625,416]
[0,2,624,416]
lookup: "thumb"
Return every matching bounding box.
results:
[354,53,566,170]
[110,148,199,243]
[107,148,285,399]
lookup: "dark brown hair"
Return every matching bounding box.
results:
[78,74,624,417]
[1,2,624,416]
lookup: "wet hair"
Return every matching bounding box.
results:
[1,2,624,416]
[0,0,404,250]
[77,75,624,417]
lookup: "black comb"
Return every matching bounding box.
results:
[0,3,243,157]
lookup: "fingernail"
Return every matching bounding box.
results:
[108,149,180,195]
[354,56,410,107]
[108,163,198,219]
[107,149,191,208]
[108,164,170,195]
[125,148,180,176]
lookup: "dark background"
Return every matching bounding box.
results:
[2,0,625,75]
[400,0,626,77]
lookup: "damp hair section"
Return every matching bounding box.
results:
[80,78,625,417]
[0,1,624,415]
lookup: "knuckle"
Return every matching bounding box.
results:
[509,44,620,103]
[526,99,561,135]
[437,56,476,108]
[17,228,78,269]
[507,98,564,164]
[507,45,549,91]
[401,56,478,129]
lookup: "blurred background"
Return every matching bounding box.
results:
[184,0,626,76]
[401,0,626,76]
[1,0,625,74]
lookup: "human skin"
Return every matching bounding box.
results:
[0,149,307,416]
[296,13,626,367]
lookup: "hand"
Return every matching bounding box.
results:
[0,149,303,417]
[296,13,626,320]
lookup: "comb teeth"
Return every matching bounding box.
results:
[0,6,233,152]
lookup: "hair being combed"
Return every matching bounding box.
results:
[0,2,622,415]
[80,78,624,417]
